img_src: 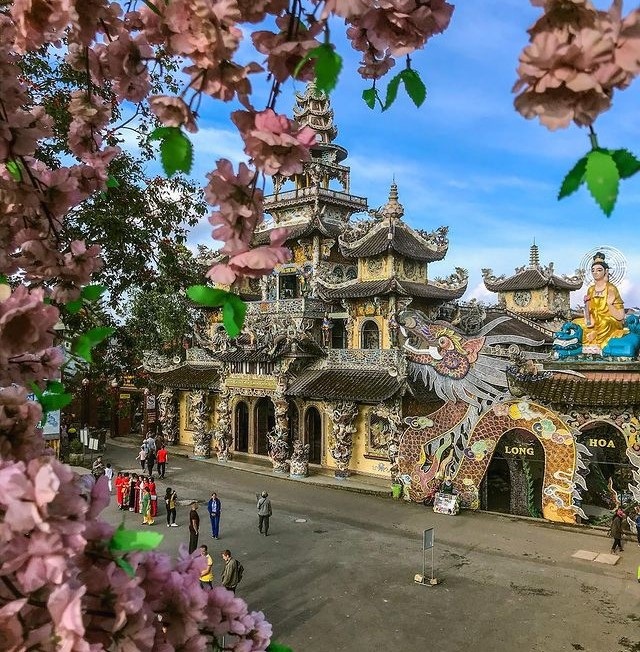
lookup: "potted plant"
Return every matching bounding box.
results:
[68,439,85,466]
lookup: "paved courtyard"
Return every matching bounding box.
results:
[101,440,640,652]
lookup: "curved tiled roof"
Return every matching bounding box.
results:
[252,219,343,246]
[287,367,403,402]
[316,277,467,301]
[339,220,448,262]
[484,268,583,292]
[506,368,640,407]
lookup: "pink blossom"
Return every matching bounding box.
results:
[149,95,199,133]
[232,109,316,176]
[0,285,58,358]
[48,583,87,640]
[236,0,288,23]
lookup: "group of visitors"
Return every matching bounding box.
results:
[114,472,158,525]
[198,546,244,593]
[135,435,169,479]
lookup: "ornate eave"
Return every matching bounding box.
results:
[316,275,467,301]
[482,266,583,292]
[507,366,640,407]
[146,363,221,390]
[287,367,404,402]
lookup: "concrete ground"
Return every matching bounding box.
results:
[101,440,640,652]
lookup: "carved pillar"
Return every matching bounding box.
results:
[213,387,232,462]
[289,439,310,477]
[157,387,178,445]
[189,390,211,459]
[329,401,359,478]
[268,374,290,473]
[381,400,403,484]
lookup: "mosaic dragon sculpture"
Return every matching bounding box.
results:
[396,309,586,523]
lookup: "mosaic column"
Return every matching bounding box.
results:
[380,401,402,484]
[329,401,358,478]
[157,387,178,445]
[213,387,232,462]
[189,390,211,459]
[268,375,290,473]
[289,439,310,478]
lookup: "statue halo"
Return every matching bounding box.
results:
[579,245,627,286]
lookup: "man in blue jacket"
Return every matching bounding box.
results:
[207,492,221,539]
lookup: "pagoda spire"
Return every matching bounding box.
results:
[379,181,404,220]
[293,82,337,144]
[529,241,540,268]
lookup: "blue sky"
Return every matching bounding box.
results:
[181,0,640,308]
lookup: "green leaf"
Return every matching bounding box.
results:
[114,557,135,578]
[106,176,120,189]
[383,72,402,112]
[362,87,377,110]
[160,127,193,177]
[610,148,640,180]
[0,274,7,284]
[558,155,587,200]
[40,392,73,412]
[46,380,65,394]
[6,160,22,182]
[266,644,294,652]
[81,284,107,301]
[109,524,163,553]
[29,381,43,400]
[400,69,427,108]
[314,44,342,94]
[585,149,619,216]
[65,299,84,315]
[186,285,230,307]
[222,294,247,339]
[149,126,175,141]
[71,327,115,363]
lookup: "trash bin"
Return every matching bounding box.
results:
[391,483,403,500]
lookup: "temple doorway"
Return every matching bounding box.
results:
[234,401,249,453]
[255,398,274,456]
[481,429,544,517]
[577,423,632,523]
[306,406,322,464]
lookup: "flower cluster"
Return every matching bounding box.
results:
[514,0,640,129]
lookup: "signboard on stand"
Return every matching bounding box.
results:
[433,492,460,515]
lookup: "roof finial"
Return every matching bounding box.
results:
[529,241,540,268]
[380,180,404,220]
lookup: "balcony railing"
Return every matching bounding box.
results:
[264,186,367,208]
[246,297,328,319]
[326,348,405,369]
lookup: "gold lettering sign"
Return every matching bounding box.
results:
[504,445,535,456]
[225,375,277,390]
[587,438,616,449]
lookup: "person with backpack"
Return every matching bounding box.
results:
[221,550,243,594]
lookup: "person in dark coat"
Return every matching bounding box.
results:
[188,502,200,554]
[256,491,272,536]
[610,509,625,554]
[207,492,221,539]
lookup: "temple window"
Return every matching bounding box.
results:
[361,320,380,349]
[332,319,347,349]
[279,274,298,299]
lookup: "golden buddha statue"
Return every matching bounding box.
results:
[574,251,626,351]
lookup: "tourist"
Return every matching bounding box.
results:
[256,491,272,536]
[148,476,158,518]
[141,487,154,526]
[115,471,124,507]
[136,445,147,472]
[157,445,168,479]
[146,447,156,476]
[104,463,114,493]
[221,550,244,594]
[128,474,137,512]
[188,502,200,554]
[199,545,214,589]
[609,509,625,554]
[143,434,157,454]
[91,455,105,479]
[165,487,178,527]
[208,492,221,539]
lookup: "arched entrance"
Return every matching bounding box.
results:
[481,429,544,517]
[255,398,274,456]
[234,401,249,452]
[361,320,380,349]
[577,422,632,521]
[305,406,322,464]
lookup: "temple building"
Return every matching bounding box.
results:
[145,84,468,480]
[143,88,640,526]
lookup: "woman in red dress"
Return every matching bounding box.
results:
[148,476,158,517]
[115,472,124,509]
